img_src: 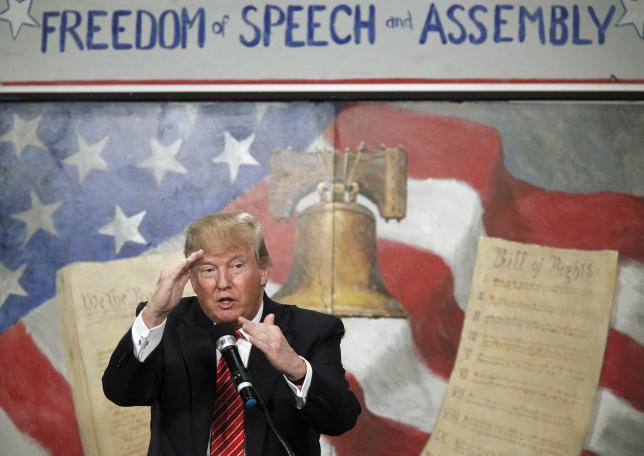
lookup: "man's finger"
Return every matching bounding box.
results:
[181,249,204,272]
[264,313,275,326]
[239,317,261,338]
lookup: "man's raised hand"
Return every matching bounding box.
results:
[141,250,204,328]
[239,313,307,382]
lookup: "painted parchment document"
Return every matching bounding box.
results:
[57,252,192,456]
[424,237,618,456]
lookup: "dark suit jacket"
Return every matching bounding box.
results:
[102,294,360,456]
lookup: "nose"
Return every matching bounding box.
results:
[216,269,232,289]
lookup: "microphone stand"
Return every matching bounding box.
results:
[252,386,295,456]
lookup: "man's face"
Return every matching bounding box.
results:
[190,244,268,326]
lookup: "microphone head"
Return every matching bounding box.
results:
[210,322,235,346]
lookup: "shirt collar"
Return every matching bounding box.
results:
[210,302,263,342]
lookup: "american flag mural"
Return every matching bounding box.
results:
[0,101,642,456]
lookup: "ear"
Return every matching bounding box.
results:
[259,266,269,287]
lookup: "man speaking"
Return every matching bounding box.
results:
[103,212,361,455]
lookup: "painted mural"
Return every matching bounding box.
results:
[0,101,642,455]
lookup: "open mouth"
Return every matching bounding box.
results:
[217,297,236,308]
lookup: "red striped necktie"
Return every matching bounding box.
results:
[209,331,245,456]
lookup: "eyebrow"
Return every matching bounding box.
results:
[229,254,249,263]
[196,253,249,266]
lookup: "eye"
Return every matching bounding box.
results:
[198,266,216,278]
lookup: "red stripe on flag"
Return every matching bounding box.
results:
[332,103,644,262]
[600,329,644,413]
[329,373,429,456]
[378,240,463,379]
[487,183,644,262]
[0,322,83,456]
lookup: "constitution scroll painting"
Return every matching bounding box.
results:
[57,252,194,456]
[424,237,618,456]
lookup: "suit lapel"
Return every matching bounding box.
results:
[245,295,292,456]
[177,298,217,456]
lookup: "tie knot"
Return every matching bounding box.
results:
[234,330,242,340]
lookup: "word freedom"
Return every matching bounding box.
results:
[41,8,206,52]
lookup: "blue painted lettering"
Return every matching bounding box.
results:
[572,6,591,45]
[385,11,413,30]
[417,3,615,47]
[40,8,205,53]
[264,5,286,47]
[330,5,352,44]
[550,5,568,46]
[41,12,60,52]
[494,4,513,43]
[181,8,205,48]
[354,5,375,44]
[588,6,615,44]
[112,10,132,50]
[286,5,305,47]
[61,10,84,51]
[308,4,328,46]
[239,6,261,47]
[446,5,466,44]
[38,3,618,53]
[87,10,108,50]
[518,7,545,44]
[59,10,84,52]
[419,4,447,44]
[239,4,374,47]
[135,10,156,50]
[159,10,180,49]
[468,5,488,44]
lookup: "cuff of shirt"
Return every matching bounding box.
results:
[284,357,312,409]
[131,312,166,362]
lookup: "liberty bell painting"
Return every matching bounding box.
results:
[269,144,407,317]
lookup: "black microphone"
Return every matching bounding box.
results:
[210,323,258,408]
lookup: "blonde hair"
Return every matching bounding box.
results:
[184,212,272,267]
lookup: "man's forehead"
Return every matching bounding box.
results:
[199,244,253,261]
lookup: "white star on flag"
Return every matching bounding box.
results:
[63,133,109,184]
[12,191,62,243]
[0,0,38,40]
[212,131,258,183]
[0,263,27,309]
[98,205,147,254]
[618,0,644,38]
[0,114,46,157]
[138,138,187,186]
